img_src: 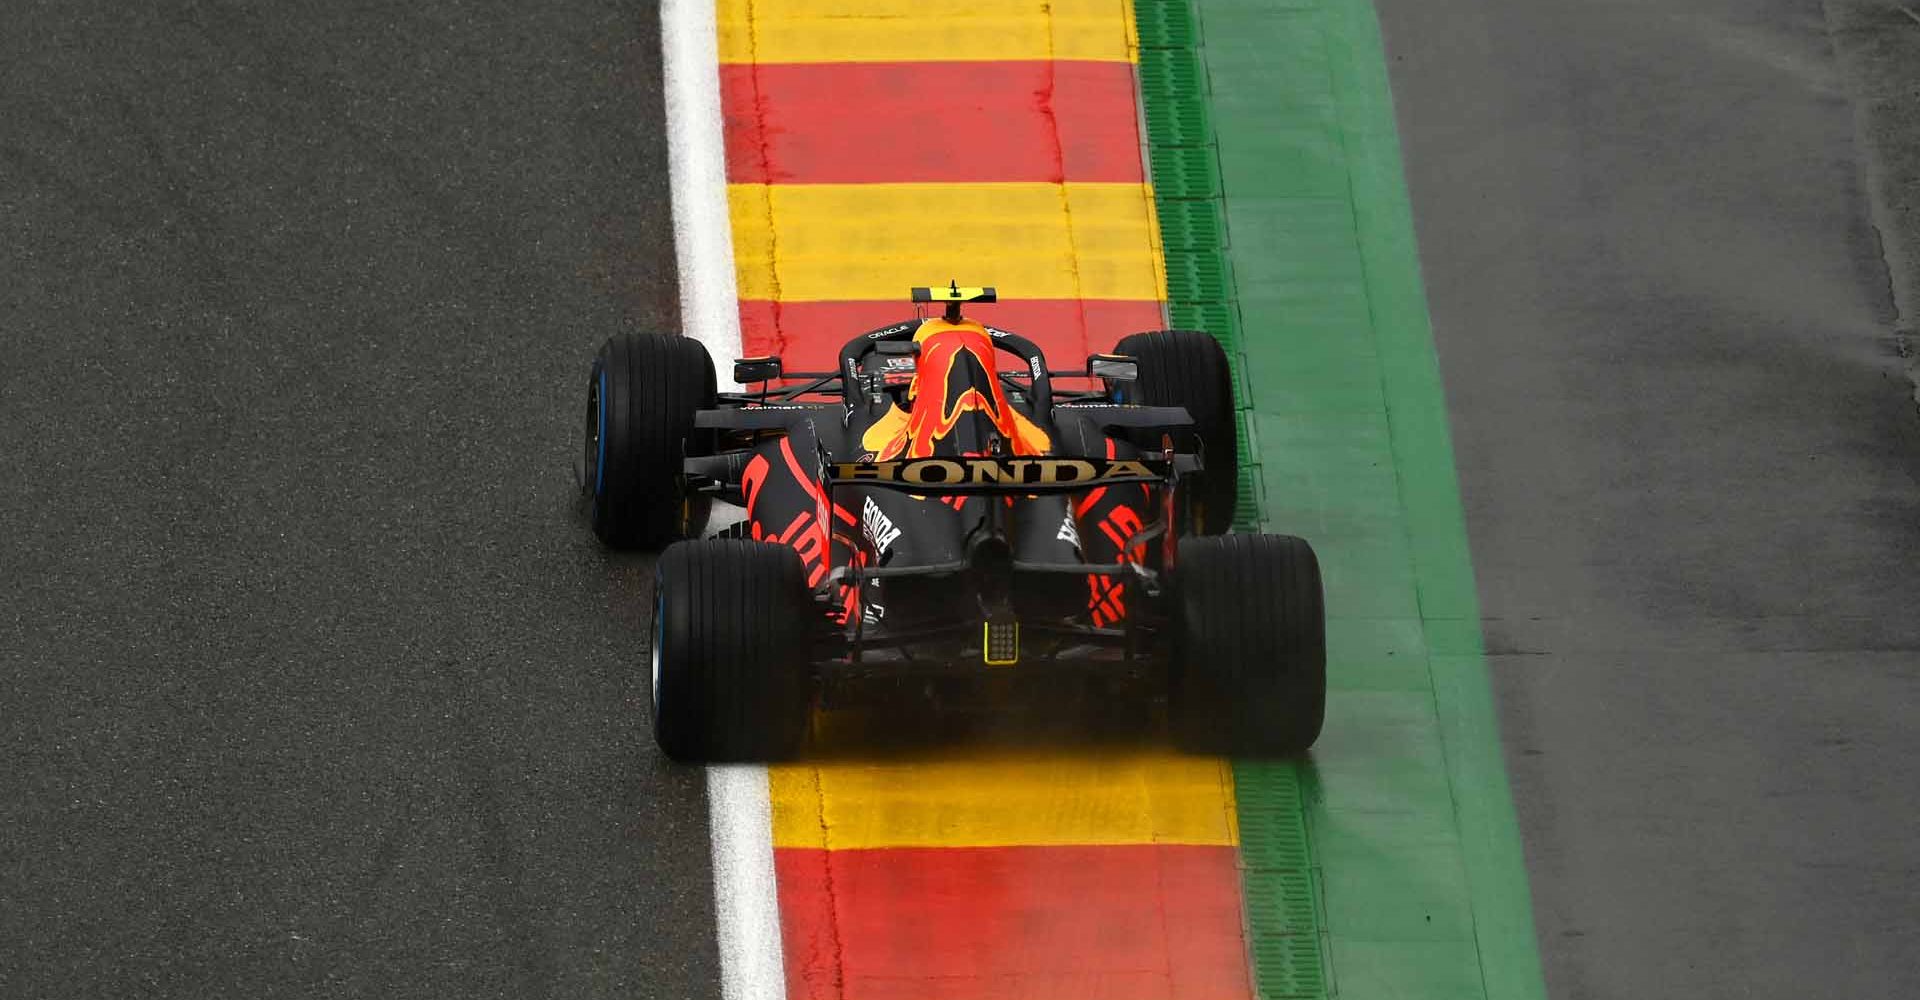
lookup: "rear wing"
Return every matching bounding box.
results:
[826,455,1195,497]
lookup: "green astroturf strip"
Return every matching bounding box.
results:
[1131,0,1551,997]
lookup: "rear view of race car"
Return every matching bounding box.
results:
[580,287,1327,763]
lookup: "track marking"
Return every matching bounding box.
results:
[705,765,785,1000]
[719,61,1145,184]
[715,0,1140,64]
[663,0,746,383]
[660,1,783,998]
[769,752,1238,849]
[727,182,1167,302]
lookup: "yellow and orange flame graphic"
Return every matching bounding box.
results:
[861,323,1053,460]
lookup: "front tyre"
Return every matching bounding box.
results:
[650,540,815,763]
[1169,534,1327,756]
[1113,330,1240,533]
[584,333,716,550]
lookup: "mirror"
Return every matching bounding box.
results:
[733,356,782,382]
[1087,353,1137,383]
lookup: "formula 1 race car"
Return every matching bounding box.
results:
[581,285,1325,762]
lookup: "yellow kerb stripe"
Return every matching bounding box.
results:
[718,0,1139,64]
[771,752,1238,850]
[730,182,1167,303]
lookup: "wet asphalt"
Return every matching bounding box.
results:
[1,3,715,997]
[1373,0,1920,996]
[8,2,1920,998]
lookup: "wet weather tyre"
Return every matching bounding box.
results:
[650,540,815,762]
[1170,534,1326,756]
[583,333,716,550]
[1113,330,1240,533]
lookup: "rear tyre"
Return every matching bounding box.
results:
[650,539,815,762]
[584,333,716,550]
[1113,330,1240,533]
[1169,534,1326,756]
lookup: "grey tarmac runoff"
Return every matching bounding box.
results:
[1373,0,1920,996]
[2,2,717,996]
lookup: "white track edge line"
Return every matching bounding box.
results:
[660,2,784,999]
[704,764,785,1000]
[662,0,746,386]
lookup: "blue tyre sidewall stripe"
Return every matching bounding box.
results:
[595,368,608,497]
[650,580,667,723]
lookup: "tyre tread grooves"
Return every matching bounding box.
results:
[653,540,813,762]
[1114,329,1239,532]
[587,334,716,549]
[1171,533,1326,755]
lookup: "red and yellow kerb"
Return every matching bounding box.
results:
[717,0,1249,996]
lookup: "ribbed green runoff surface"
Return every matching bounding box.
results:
[1132,0,1552,997]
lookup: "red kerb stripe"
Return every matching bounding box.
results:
[737,299,1166,367]
[722,61,1144,184]
[775,844,1251,1000]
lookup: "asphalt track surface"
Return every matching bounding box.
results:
[1373,0,1920,996]
[1,3,715,997]
[10,3,1920,1000]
